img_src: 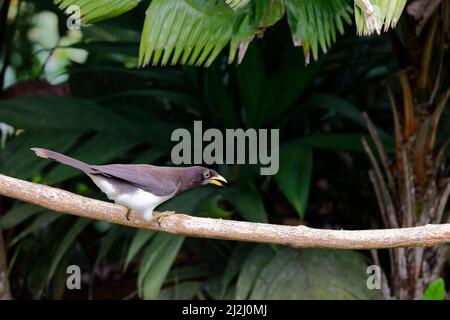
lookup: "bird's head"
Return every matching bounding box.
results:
[186,166,228,188]
[200,168,228,187]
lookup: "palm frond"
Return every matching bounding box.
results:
[52,0,409,67]
[139,0,284,67]
[53,0,143,24]
[229,0,285,64]
[354,0,407,35]
[225,0,251,10]
[284,0,353,64]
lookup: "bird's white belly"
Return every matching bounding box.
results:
[88,175,170,220]
[115,189,167,212]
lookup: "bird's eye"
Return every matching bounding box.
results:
[203,171,211,179]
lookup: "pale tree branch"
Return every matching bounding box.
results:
[0,174,449,250]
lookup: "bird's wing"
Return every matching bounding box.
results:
[90,164,179,197]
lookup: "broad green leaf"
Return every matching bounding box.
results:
[138,233,185,299]
[91,226,123,280]
[45,218,90,288]
[69,65,190,101]
[81,18,143,43]
[250,248,382,299]
[0,97,127,132]
[137,234,172,290]
[158,281,203,300]
[258,47,322,127]
[97,89,201,118]
[123,229,155,273]
[237,43,321,128]
[165,264,212,283]
[53,0,143,24]
[220,243,252,298]
[285,0,352,63]
[423,278,446,300]
[275,142,313,219]
[236,245,276,299]
[27,240,71,299]
[224,184,268,222]
[205,275,237,299]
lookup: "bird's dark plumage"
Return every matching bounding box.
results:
[31,147,227,220]
[90,164,185,196]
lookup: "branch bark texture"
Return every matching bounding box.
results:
[0,174,449,250]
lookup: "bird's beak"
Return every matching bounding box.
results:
[209,175,228,187]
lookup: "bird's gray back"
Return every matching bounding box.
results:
[90,164,180,197]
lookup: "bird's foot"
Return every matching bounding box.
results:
[125,207,132,221]
[152,211,175,226]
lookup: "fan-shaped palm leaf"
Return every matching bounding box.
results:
[284,0,353,63]
[354,0,407,35]
[52,0,409,67]
[139,0,284,67]
[53,0,143,24]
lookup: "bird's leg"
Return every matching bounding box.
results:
[125,207,132,221]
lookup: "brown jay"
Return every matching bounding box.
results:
[31,148,227,221]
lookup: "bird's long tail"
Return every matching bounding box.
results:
[31,148,91,172]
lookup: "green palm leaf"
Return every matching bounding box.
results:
[139,0,284,67]
[53,0,143,24]
[284,0,353,63]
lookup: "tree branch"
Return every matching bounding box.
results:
[0,174,449,250]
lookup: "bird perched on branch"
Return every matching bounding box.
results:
[31,148,227,221]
